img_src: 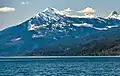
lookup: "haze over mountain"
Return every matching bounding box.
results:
[1,7,120,56]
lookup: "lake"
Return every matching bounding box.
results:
[0,56,120,76]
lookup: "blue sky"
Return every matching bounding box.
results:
[0,0,120,29]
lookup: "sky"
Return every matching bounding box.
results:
[0,0,120,30]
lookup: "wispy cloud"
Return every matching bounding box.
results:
[78,7,96,13]
[64,8,73,12]
[60,8,73,15]
[21,1,30,5]
[0,7,16,13]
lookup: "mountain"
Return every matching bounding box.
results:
[107,11,120,19]
[1,7,120,56]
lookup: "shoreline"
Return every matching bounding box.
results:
[0,56,120,58]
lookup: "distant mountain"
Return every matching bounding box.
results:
[1,7,120,56]
[107,11,120,19]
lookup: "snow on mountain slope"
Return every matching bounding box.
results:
[26,7,120,32]
[73,23,93,27]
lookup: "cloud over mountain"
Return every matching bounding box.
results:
[78,7,96,13]
[64,8,73,12]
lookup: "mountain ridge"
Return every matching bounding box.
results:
[1,7,120,56]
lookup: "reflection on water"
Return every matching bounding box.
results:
[0,57,120,76]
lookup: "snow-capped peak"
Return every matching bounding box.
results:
[43,7,57,12]
[43,7,64,15]
[108,11,118,17]
[107,11,120,19]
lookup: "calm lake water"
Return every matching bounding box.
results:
[0,56,120,76]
